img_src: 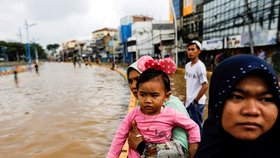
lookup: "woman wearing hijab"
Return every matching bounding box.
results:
[195,54,280,158]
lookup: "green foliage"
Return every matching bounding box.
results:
[46,43,60,57]
[0,40,47,62]
[46,44,60,54]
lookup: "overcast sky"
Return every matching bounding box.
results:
[0,0,170,49]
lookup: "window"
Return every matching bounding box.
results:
[184,0,191,6]
[191,23,194,32]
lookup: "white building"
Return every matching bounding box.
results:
[127,20,175,60]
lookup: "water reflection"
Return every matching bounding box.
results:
[0,63,130,158]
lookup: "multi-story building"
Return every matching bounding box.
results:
[127,21,153,60]
[119,15,153,64]
[61,40,78,61]
[182,0,203,42]
[127,20,175,60]
[170,0,204,67]
[91,28,118,62]
[61,40,94,62]
[202,0,280,66]
[152,21,176,59]
[172,0,280,69]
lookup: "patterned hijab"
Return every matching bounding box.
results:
[195,54,280,158]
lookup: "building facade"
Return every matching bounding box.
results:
[202,0,280,65]
[119,15,153,64]
[91,28,118,62]
[171,0,204,67]
[127,20,175,61]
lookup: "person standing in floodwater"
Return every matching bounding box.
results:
[73,56,77,68]
[34,63,39,74]
[14,70,19,86]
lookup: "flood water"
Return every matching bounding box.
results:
[0,62,130,158]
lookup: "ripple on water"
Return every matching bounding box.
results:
[0,63,129,158]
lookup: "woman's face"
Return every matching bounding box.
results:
[128,69,141,97]
[222,75,278,140]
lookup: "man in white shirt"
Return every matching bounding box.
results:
[258,49,266,60]
[184,40,208,134]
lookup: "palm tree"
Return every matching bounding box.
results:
[46,44,60,60]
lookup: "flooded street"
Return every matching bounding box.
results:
[0,62,130,158]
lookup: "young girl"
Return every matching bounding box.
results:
[126,56,191,156]
[107,59,200,158]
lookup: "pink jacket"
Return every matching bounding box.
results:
[107,106,200,158]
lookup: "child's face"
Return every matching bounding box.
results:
[137,78,170,115]
[222,75,278,140]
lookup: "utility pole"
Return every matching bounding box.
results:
[34,45,38,64]
[16,27,23,62]
[170,0,178,67]
[244,0,254,54]
[159,23,163,59]
[32,38,39,64]
[25,20,36,66]
[17,27,23,43]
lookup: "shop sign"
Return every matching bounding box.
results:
[241,30,277,46]
[202,38,223,50]
[225,35,242,48]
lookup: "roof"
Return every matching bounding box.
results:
[92,27,118,33]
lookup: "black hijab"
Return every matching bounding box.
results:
[195,54,280,158]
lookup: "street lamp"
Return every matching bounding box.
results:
[32,38,40,64]
[25,20,36,66]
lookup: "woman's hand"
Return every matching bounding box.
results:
[189,143,199,158]
[128,120,144,150]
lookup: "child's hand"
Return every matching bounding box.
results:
[128,120,144,150]
[189,143,199,158]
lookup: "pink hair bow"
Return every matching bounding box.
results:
[137,55,176,75]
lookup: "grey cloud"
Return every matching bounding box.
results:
[0,0,169,48]
[25,0,90,21]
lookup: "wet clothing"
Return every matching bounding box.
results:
[195,54,280,158]
[107,106,200,158]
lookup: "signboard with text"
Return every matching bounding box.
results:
[225,35,242,48]
[241,30,277,46]
[202,38,223,50]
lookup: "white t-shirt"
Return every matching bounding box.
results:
[258,51,266,60]
[184,60,208,107]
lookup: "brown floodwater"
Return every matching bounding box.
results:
[0,62,130,158]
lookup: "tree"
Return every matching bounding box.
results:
[46,44,60,55]
[32,43,46,61]
[0,40,47,62]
